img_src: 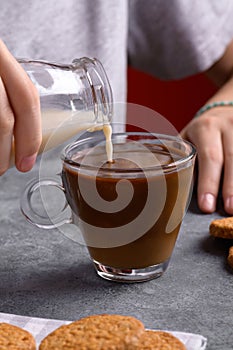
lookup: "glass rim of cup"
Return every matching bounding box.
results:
[61,131,196,174]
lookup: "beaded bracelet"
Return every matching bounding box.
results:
[194,101,233,117]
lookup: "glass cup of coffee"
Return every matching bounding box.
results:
[21,132,196,282]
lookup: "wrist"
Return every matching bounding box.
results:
[194,101,233,117]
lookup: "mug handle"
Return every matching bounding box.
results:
[20,178,72,229]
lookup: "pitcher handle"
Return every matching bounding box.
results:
[20,178,72,229]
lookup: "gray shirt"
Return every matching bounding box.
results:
[1,0,233,126]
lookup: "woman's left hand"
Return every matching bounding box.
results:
[180,106,233,215]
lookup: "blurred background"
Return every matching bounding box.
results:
[127,66,217,132]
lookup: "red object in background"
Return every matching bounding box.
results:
[127,66,217,132]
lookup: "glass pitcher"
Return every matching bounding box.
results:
[10,57,113,166]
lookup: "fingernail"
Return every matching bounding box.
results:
[225,196,233,214]
[19,154,37,172]
[200,193,216,213]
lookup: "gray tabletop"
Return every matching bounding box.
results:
[0,149,232,350]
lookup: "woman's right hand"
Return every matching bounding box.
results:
[0,39,41,175]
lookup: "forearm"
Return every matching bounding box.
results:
[204,73,233,104]
[204,38,233,104]
[180,41,233,214]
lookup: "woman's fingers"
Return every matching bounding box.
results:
[181,115,224,213]
[196,129,223,213]
[222,122,233,214]
[0,77,14,174]
[0,39,41,173]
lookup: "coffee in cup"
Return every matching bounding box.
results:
[21,132,196,282]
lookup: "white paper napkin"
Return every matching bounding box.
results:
[0,312,207,349]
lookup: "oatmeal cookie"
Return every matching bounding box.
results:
[39,314,145,350]
[209,217,233,239]
[227,246,233,269]
[136,330,186,349]
[0,322,36,350]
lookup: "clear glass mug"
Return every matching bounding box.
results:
[10,57,113,167]
[21,132,196,283]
